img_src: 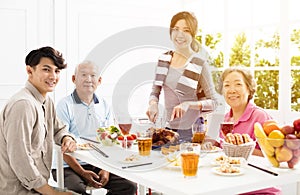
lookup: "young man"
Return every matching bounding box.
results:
[52,60,137,195]
[0,46,77,194]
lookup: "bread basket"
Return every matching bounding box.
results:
[222,141,256,160]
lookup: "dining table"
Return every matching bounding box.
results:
[68,140,300,195]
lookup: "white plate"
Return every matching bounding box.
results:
[165,158,203,170]
[119,154,142,164]
[165,160,182,170]
[77,143,91,150]
[212,167,244,176]
[212,156,246,167]
[201,147,223,153]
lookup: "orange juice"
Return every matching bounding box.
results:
[181,152,199,177]
[192,132,206,144]
[137,137,152,156]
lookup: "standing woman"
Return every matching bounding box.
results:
[146,11,219,141]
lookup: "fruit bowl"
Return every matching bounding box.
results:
[256,137,300,169]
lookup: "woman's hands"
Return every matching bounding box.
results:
[170,102,190,121]
[147,100,202,122]
[170,101,202,121]
[146,101,159,122]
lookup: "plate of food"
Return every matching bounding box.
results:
[212,165,244,176]
[201,146,223,153]
[77,143,91,150]
[201,142,222,153]
[160,144,180,162]
[119,154,142,164]
[212,155,246,166]
[166,159,181,169]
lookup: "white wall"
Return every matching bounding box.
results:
[0,0,184,110]
[0,0,54,107]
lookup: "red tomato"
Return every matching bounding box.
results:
[117,135,124,140]
[126,135,134,140]
[131,134,137,139]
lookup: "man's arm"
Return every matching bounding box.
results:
[35,184,72,195]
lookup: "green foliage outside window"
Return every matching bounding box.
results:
[197,28,300,111]
[229,32,251,67]
[254,70,279,109]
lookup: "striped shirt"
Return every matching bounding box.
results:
[150,51,218,129]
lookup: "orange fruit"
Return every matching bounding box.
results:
[263,119,278,128]
[263,121,281,135]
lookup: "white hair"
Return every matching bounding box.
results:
[74,60,101,77]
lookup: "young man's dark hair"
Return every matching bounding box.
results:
[25,46,67,69]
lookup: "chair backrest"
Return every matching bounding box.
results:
[206,112,225,139]
[54,144,64,188]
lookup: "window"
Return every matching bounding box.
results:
[185,0,300,123]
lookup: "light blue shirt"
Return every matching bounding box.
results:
[52,89,112,168]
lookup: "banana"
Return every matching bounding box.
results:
[254,122,267,138]
[267,155,280,167]
[254,122,275,156]
[259,139,275,156]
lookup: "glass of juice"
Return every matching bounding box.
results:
[192,122,206,144]
[136,128,152,156]
[180,143,200,178]
[220,121,234,137]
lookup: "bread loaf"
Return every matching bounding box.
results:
[234,133,243,145]
[225,133,253,145]
[225,133,236,145]
[242,133,251,143]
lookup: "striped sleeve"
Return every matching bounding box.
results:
[149,53,171,102]
[195,59,219,111]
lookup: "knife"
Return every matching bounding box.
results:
[248,163,278,176]
[122,162,153,169]
[79,136,101,144]
[89,143,109,158]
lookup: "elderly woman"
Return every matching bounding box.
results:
[217,67,273,155]
[217,67,281,195]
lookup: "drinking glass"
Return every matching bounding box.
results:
[180,142,201,178]
[192,122,206,144]
[135,118,153,156]
[220,121,234,137]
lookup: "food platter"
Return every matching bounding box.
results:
[212,167,244,176]
[77,143,91,150]
[119,154,142,164]
[201,146,223,153]
[211,156,246,166]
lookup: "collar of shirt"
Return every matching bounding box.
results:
[72,89,99,104]
[25,81,46,105]
[226,102,256,125]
